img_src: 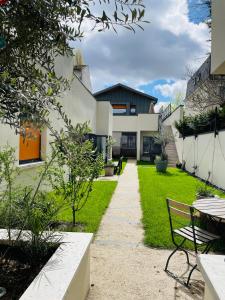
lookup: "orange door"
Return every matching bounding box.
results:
[19,124,41,162]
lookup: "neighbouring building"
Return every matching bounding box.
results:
[185,56,225,113]
[0,50,112,184]
[94,84,160,161]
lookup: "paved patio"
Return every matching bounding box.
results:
[87,160,204,300]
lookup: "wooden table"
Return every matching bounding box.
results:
[192,198,225,221]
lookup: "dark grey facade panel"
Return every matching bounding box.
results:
[95,86,155,114]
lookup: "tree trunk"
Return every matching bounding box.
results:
[72,206,76,227]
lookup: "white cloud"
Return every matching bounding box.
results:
[154,79,187,99]
[73,0,210,93]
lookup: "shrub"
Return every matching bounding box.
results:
[175,108,225,137]
[196,185,214,199]
[0,145,62,264]
[49,122,104,226]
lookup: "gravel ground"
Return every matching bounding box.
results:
[87,160,204,300]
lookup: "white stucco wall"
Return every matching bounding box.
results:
[54,55,97,132]
[162,106,225,190]
[113,114,159,132]
[96,101,113,136]
[211,0,225,74]
[179,132,225,190]
[0,53,112,185]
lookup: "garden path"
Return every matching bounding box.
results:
[87,160,204,300]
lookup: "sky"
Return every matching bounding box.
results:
[73,0,210,112]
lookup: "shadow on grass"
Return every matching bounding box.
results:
[137,160,155,166]
[156,171,179,177]
[50,220,87,232]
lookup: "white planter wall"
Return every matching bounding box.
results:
[0,230,93,300]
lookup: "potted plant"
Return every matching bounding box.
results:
[196,185,215,199]
[155,153,168,173]
[104,160,115,176]
[176,161,182,169]
[154,126,174,173]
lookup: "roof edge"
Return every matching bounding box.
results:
[94,83,158,103]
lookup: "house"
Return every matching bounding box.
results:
[0,50,112,184]
[94,84,160,161]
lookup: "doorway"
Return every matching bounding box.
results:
[121,132,137,158]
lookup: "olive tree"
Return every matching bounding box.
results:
[49,122,104,226]
[0,0,147,130]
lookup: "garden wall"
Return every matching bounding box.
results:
[178,131,225,190]
[163,106,225,190]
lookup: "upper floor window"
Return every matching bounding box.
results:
[19,122,41,164]
[130,105,136,115]
[112,104,127,115]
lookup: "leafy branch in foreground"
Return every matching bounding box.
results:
[0,0,148,129]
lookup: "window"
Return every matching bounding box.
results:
[143,137,153,155]
[130,105,136,115]
[112,104,127,115]
[143,136,161,157]
[121,134,136,149]
[19,122,41,164]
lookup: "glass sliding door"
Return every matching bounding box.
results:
[142,136,161,162]
[121,132,137,157]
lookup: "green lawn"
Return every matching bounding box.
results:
[57,181,117,233]
[138,164,225,249]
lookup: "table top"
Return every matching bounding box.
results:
[197,254,225,300]
[192,198,225,220]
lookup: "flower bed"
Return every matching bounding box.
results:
[0,243,57,299]
[0,230,92,300]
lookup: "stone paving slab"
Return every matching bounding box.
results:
[87,160,204,300]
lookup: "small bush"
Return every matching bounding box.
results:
[196,185,214,199]
[175,108,225,137]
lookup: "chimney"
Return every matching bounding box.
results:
[73,49,92,92]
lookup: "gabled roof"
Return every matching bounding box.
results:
[94,83,158,104]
